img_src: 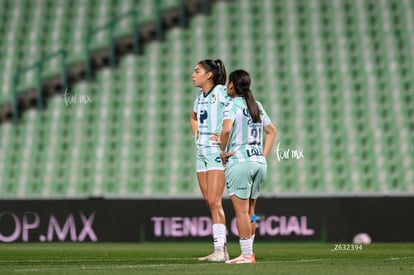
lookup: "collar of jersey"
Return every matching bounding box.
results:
[202,85,217,98]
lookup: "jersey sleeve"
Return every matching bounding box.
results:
[258,101,271,126]
[223,101,236,121]
[217,85,230,105]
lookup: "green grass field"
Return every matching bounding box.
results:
[0,242,413,274]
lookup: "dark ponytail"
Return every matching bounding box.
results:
[197,59,227,85]
[229,70,261,123]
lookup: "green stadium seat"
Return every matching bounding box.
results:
[1,0,414,198]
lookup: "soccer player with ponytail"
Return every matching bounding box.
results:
[219,70,277,264]
[190,59,230,262]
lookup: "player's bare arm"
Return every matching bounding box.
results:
[190,111,198,140]
[263,123,277,158]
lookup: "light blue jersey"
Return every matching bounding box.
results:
[223,97,271,165]
[193,84,229,155]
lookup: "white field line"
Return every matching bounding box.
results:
[386,257,414,261]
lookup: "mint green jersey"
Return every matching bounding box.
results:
[223,97,271,165]
[193,84,230,155]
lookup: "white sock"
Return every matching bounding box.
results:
[251,234,255,253]
[212,224,226,251]
[250,235,255,255]
[240,237,253,256]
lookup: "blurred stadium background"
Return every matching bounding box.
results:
[0,0,414,245]
[0,0,413,198]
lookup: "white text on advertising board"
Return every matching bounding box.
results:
[0,211,97,242]
[151,215,315,237]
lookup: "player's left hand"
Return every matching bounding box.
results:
[220,151,234,166]
[209,133,221,145]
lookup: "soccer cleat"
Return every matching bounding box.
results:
[198,250,226,262]
[224,244,230,261]
[225,254,256,264]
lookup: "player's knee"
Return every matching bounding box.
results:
[207,197,221,211]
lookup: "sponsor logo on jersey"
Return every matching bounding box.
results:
[247,147,263,157]
[199,110,208,124]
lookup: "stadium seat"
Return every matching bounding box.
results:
[0,0,413,197]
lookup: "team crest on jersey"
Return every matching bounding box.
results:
[210,94,216,104]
